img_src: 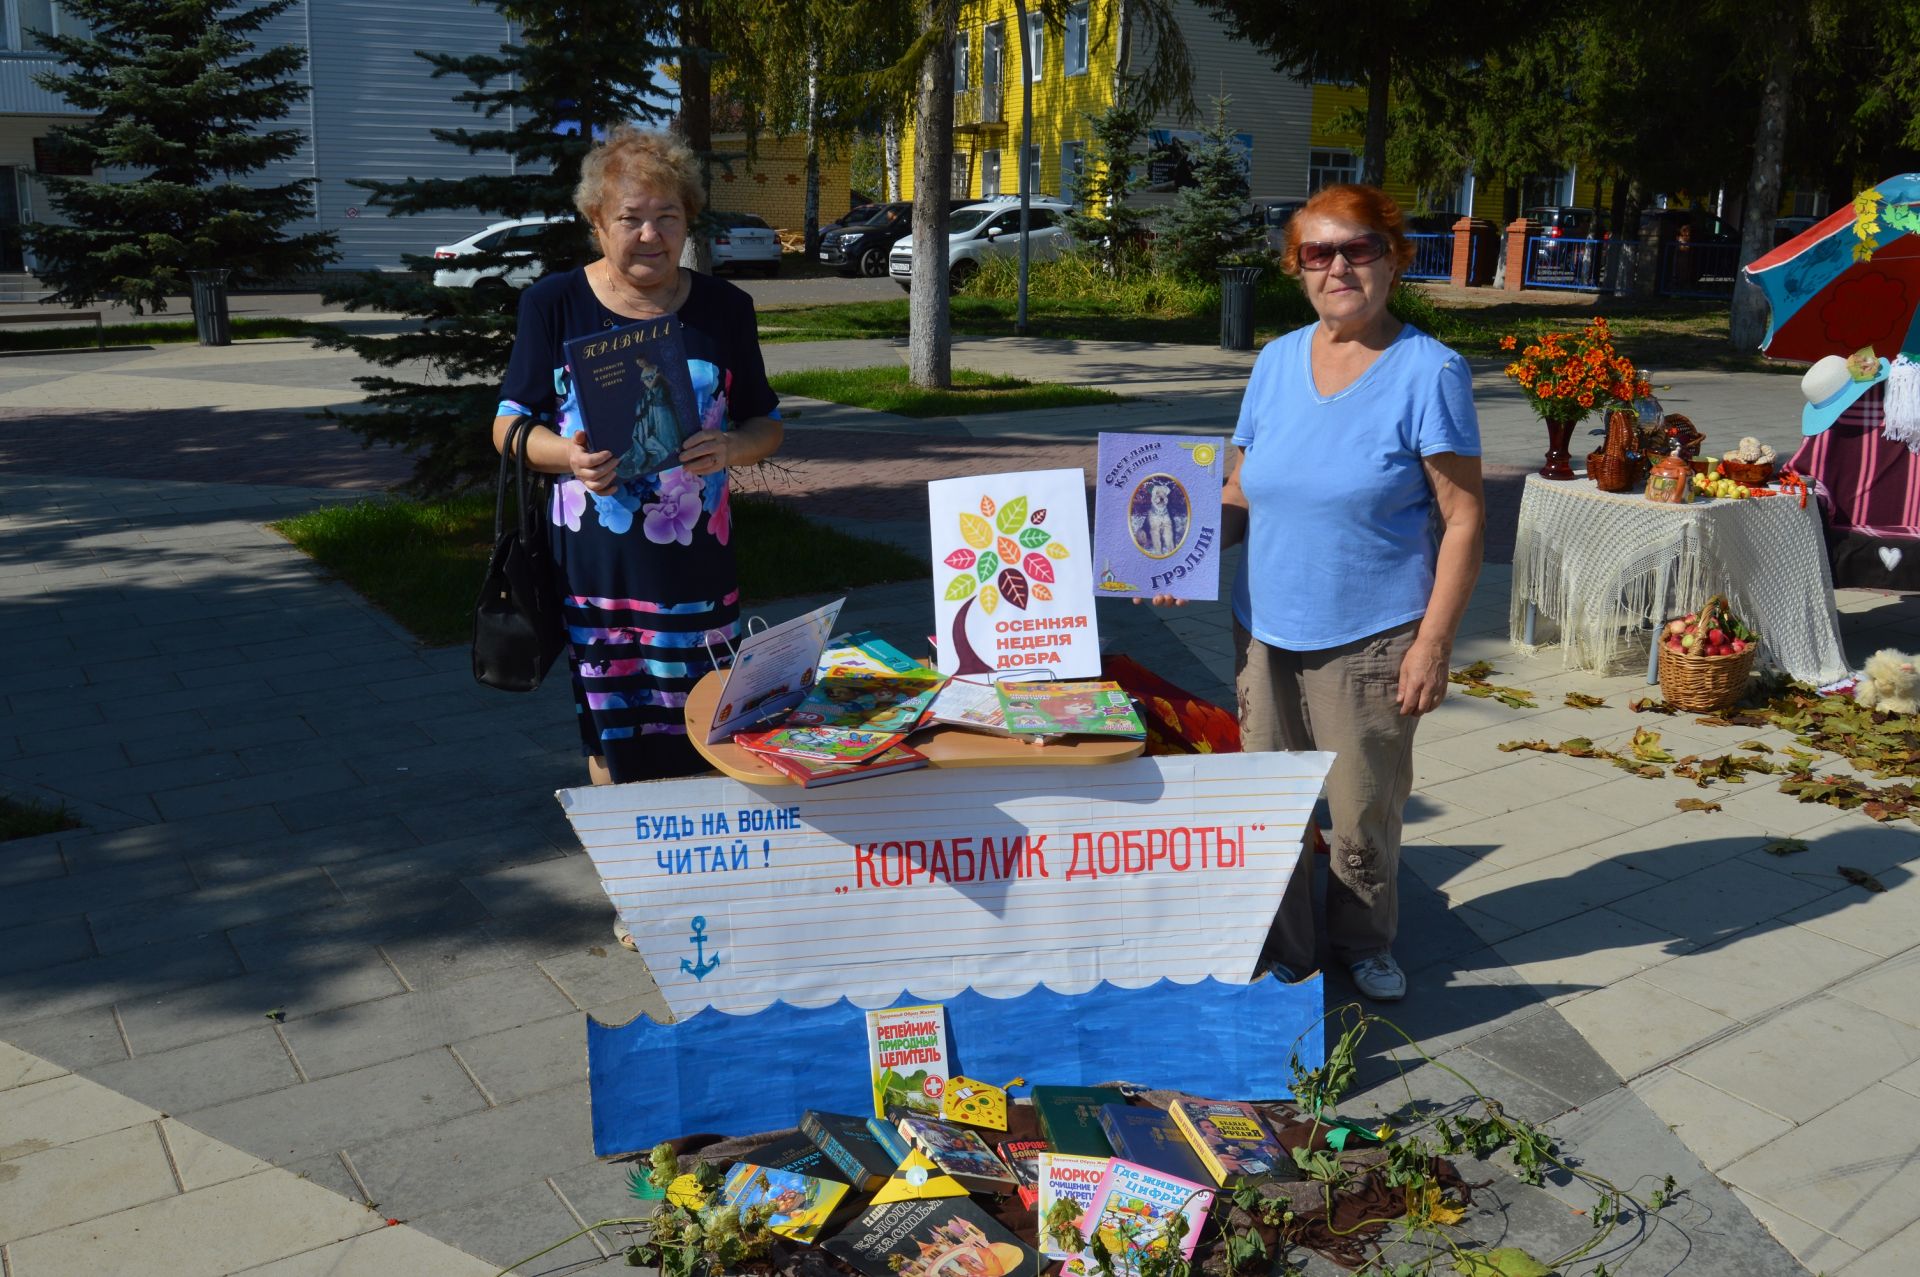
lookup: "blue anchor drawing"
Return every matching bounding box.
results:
[680,915,721,981]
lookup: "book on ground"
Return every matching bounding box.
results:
[1076,1158,1212,1268]
[744,1130,848,1183]
[749,741,929,787]
[895,1114,1019,1194]
[996,680,1145,738]
[1031,1085,1124,1158]
[717,1162,850,1243]
[801,1110,895,1191]
[1097,1105,1213,1186]
[998,1138,1050,1209]
[1036,1152,1111,1260]
[824,1195,1041,1277]
[1167,1097,1286,1185]
[562,316,700,480]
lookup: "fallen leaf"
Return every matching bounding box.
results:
[1674,798,1722,813]
[1839,866,1887,893]
[1763,837,1808,856]
[264,1008,285,1022]
[1451,661,1497,683]
[1630,696,1679,714]
[1559,736,1600,757]
[1630,727,1676,763]
[1453,1248,1553,1277]
[1564,693,1607,710]
[1611,757,1665,779]
[1419,1184,1468,1227]
[1737,740,1774,753]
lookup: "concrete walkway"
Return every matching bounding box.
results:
[1,335,1915,1275]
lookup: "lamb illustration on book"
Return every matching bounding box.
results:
[616,356,685,479]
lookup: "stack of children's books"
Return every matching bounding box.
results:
[733,631,947,786]
[663,1003,1303,1277]
[994,680,1147,741]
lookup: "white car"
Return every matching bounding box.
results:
[708,211,783,276]
[430,215,569,297]
[889,197,1074,291]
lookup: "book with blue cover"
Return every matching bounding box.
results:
[1097,1104,1213,1186]
[562,316,701,479]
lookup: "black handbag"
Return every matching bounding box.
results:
[472,416,566,692]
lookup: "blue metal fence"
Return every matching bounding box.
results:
[1522,235,1604,290]
[1403,232,1454,281]
[1657,240,1742,297]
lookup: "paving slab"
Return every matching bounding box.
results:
[0,1121,178,1244]
[1674,996,1920,1124]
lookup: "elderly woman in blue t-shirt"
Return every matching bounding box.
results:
[1162,184,1484,1002]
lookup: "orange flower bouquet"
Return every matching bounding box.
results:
[1499,317,1652,480]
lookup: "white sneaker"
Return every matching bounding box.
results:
[1349,953,1406,1002]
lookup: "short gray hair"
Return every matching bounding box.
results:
[573,126,705,228]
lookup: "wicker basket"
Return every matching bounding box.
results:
[1720,459,1775,486]
[1657,606,1759,711]
[1587,449,1636,492]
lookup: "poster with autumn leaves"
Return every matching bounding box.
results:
[928,470,1102,681]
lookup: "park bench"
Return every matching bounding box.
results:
[0,309,105,349]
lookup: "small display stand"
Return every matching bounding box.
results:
[684,670,1143,784]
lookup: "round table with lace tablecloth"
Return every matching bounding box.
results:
[1508,473,1849,685]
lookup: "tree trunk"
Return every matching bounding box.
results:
[1730,16,1801,351]
[908,0,956,389]
[680,0,716,275]
[804,40,822,255]
[1361,43,1389,186]
[884,111,903,202]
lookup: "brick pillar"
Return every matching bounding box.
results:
[1503,218,1539,292]
[1451,217,1497,287]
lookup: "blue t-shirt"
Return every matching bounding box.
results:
[1231,323,1480,650]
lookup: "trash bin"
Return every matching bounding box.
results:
[1218,264,1262,351]
[187,269,232,347]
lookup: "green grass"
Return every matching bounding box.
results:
[0,315,322,352]
[1,793,81,842]
[272,489,927,648]
[769,364,1122,417]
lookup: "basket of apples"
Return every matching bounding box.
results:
[1658,594,1758,711]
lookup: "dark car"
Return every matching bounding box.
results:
[819,202,913,277]
[1258,199,1307,251]
[823,201,885,234]
[1525,206,1606,241]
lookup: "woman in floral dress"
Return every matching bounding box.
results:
[493,128,782,822]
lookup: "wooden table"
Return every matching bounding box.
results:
[684,669,1144,784]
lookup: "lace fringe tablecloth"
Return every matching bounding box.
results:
[1508,473,1849,684]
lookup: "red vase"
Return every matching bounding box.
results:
[1541,416,1577,480]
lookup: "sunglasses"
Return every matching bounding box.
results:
[1298,234,1389,270]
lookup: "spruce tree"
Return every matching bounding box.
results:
[1060,104,1152,277]
[317,0,674,495]
[1150,99,1257,282]
[25,0,337,313]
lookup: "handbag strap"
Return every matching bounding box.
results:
[495,416,538,543]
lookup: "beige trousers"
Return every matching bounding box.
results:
[1235,620,1421,974]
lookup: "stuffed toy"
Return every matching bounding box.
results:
[1854,648,1920,716]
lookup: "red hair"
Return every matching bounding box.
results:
[1281,184,1416,276]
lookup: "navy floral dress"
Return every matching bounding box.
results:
[498,268,778,782]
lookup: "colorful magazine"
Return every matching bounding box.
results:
[750,741,929,787]
[867,1003,951,1118]
[718,1162,851,1243]
[562,316,700,479]
[784,667,947,735]
[734,724,901,765]
[821,630,927,676]
[1091,432,1226,601]
[1076,1158,1212,1272]
[895,1114,1018,1193]
[995,680,1145,738]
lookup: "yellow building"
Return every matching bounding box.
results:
[704,132,857,235]
[900,0,1316,211]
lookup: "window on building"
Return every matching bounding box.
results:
[1522,172,1568,210]
[13,0,82,52]
[982,22,1003,87]
[1060,140,1084,206]
[954,28,970,94]
[982,150,1001,198]
[1024,144,1042,196]
[1025,11,1044,82]
[1065,4,1089,75]
[1308,149,1358,193]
